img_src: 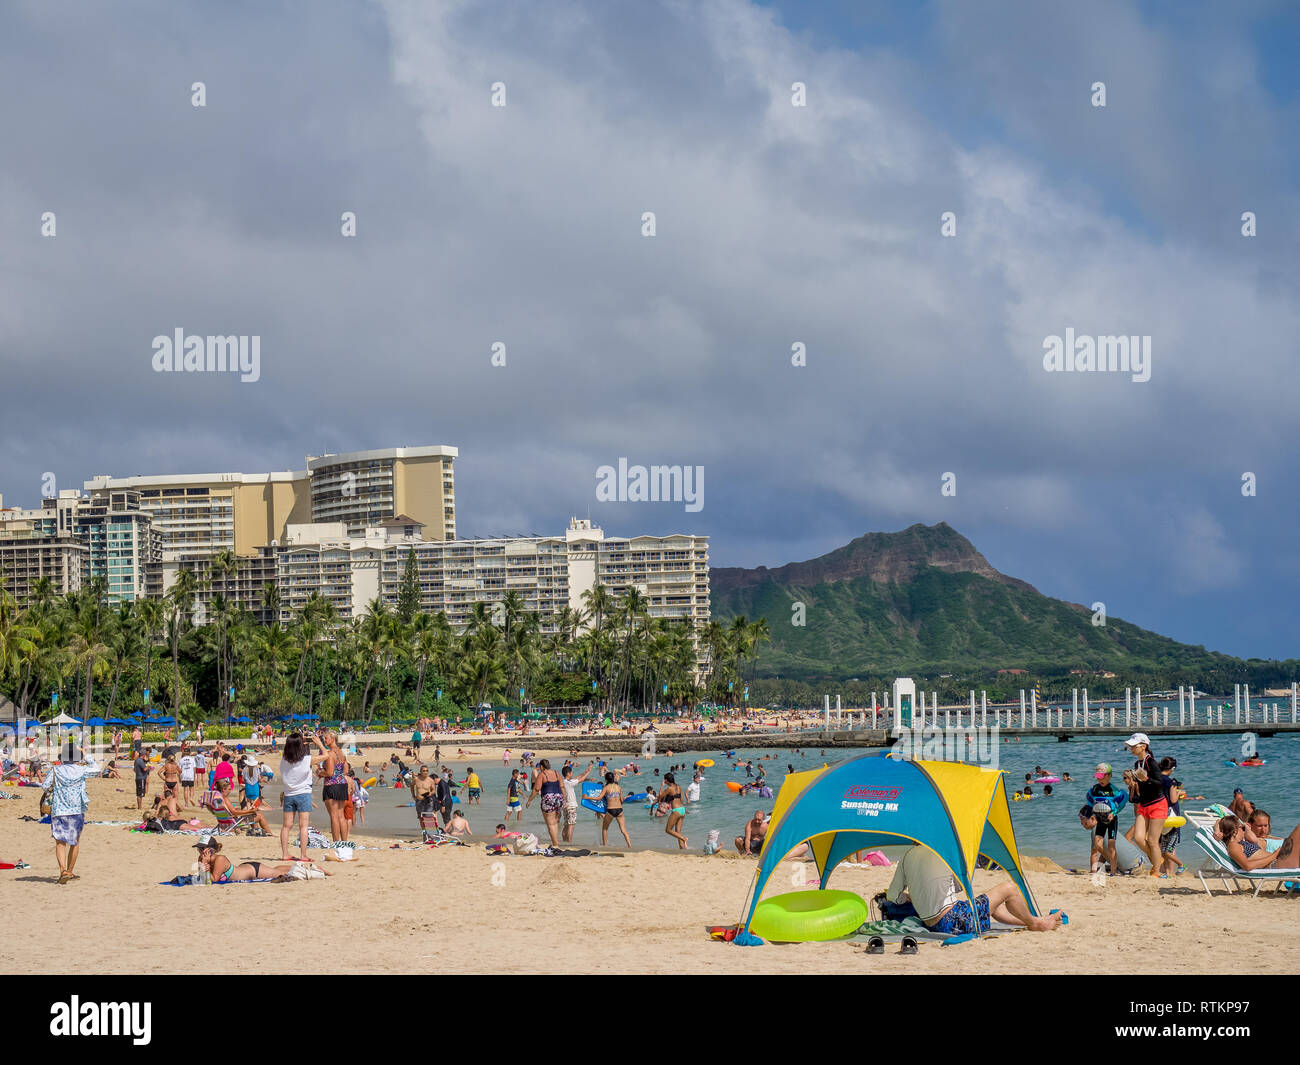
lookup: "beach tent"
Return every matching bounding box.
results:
[739,752,1038,938]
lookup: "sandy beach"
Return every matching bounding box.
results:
[2,771,1296,975]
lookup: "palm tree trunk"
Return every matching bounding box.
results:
[361,663,378,726]
[172,631,182,712]
[415,659,428,713]
[307,649,316,715]
[107,665,122,716]
[361,668,375,720]
[17,664,32,715]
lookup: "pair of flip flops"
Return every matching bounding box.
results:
[865,935,917,954]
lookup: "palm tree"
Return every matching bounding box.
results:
[0,588,39,688]
[580,584,614,708]
[27,576,56,615]
[209,550,239,715]
[260,581,281,627]
[105,603,143,718]
[135,597,164,705]
[252,623,293,716]
[459,624,506,709]
[166,569,203,712]
[70,600,112,718]
[615,587,648,712]
[745,617,770,692]
[503,611,540,709]
[357,600,391,725]
[410,612,452,715]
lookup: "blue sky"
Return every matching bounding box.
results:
[0,0,1297,661]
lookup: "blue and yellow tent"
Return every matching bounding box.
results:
[740,752,1037,937]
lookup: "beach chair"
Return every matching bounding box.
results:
[418,809,443,843]
[1185,808,1222,834]
[201,792,253,835]
[1191,829,1300,897]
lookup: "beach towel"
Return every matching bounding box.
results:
[848,917,1024,943]
[307,829,369,851]
[160,875,276,886]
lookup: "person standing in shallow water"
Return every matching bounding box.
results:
[660,772,688,850]
[1122,733,1168,878]
[527,759,566,848]
[599,771,632,849]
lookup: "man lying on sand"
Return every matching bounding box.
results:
[886,845,1062,935]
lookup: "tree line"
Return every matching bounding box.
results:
[0,548,772,725]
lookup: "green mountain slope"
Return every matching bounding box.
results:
[710,523,1241,682]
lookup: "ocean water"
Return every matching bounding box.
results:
[313,728,1297,867]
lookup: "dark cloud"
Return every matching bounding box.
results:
[0,0,1295,659]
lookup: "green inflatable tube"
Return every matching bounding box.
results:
[749,890,868,943]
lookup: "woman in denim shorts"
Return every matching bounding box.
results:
[279,732,327,862]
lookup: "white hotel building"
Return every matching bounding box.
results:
[269,517,710,668]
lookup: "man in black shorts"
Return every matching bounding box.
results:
[410,765,438,825]
[133,748,153,811]
[436,771,454,826]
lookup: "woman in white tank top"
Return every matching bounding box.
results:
[279,732,327,862]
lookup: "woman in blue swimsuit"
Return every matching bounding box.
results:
[660,772,688,850]
[193,838,307,881]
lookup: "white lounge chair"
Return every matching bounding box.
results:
[1185,807,1222,834]
[1192,829,1300,897]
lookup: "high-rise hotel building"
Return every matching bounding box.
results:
[83,445,457,563]
[1,451,713,672]
[308,447,456,540]
[273,516,711,674]
[2,445,456,607]
[0,489,162,601]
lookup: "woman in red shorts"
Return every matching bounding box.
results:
[1123,733,1167,878]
